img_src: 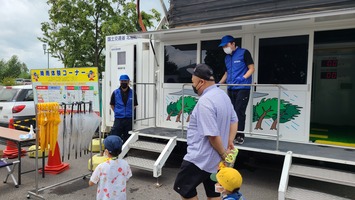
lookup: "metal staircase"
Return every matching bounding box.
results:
[278,151,355,200]
[119,131,177,179]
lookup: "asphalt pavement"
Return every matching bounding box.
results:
[0,144,282,200]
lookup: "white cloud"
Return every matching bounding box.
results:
[0,0,169,72]
[0,0,63,70]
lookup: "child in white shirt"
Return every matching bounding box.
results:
[89,135,132,200]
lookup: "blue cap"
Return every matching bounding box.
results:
[119,74,130,81]
[219,35,235,47]
[104,135,123,154]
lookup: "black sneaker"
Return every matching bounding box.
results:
[234,136,244,145]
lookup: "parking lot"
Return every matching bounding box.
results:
[0,144,281,200]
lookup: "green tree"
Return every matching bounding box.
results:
[166,102,179,121]
[2,77,15,86]
[253,98,286,130]
[253,98,302,130]
[0,59,6,81]
[175,96,198,122]
[270,103,302,130]
[38,0,161,75]
[0,55,29,83]
[183,96,198,122]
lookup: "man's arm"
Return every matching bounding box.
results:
[209,136,227,160]
[243,64,255,79]
[89,167,99,186]
[243,50,255,79]
[110,91,115,110]
[228,122,238,150]
[134,91,138,108]
[219,72,227,84]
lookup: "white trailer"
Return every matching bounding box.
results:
[101,7,355,194]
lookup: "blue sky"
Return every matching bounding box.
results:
[0,0,169,70]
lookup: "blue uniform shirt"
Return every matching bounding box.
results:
[113,88,133,118]
[224,47,253,90]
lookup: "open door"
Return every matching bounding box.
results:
[311,29,355,147]
[106,44,135,125]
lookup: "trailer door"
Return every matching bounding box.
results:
[106,44,135,124]
[253,32,312,143]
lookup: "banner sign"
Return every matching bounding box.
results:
[31,67,100,114]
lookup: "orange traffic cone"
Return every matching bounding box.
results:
[41,142,69,174]
[3,119,26,158]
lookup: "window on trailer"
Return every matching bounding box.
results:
[258,35,309,84]
[201,38,241,83]
[164,44,197,83]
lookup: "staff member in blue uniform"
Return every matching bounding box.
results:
[110,74,138,143]
[218,35,255,145]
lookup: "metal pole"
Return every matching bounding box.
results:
[47,51,49,69]
[154,83,157,127]
[276,86,281,151]
[181,84,185,138]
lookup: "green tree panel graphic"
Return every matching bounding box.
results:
[166,102,179,121]
[167,96,198,122]
[254,98,286,130]
[270,104,302,130]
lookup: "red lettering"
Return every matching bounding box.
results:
[332,72,337,79]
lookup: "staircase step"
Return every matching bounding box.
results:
[286,187,351,200]
[124,156,155,171]
[289,164,355,187]
[129,140,166,153]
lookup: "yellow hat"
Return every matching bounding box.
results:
[210,167,242,192]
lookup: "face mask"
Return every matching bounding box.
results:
[121,83,128,89]
[192,81,201,94]
[192,85,198,94]
[223,47,232,55]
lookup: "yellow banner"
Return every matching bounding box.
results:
[31,67,98,83]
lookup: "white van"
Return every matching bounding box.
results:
[15,78,24,85]
[0,85,35,129]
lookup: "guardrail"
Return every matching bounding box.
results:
[181,83,286,150]
[278,151,293,200]
[12,117,36,131]
[132,82,157,127]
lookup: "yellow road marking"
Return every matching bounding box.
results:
[315,140,355,148]
[309,134,328,139]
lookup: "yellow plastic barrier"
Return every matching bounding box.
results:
[28,145,49,158]
[89,138,105,152]
[88,154,107,171]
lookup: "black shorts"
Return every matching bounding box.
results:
[173,160,219,198]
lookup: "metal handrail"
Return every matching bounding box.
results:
[181,83,286,151]
[132,83,157,128]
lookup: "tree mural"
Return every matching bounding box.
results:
[166,102,179,121]
[253,98,302,130]
[252,105,259,123]
[166,96,198,122]
[254,98,286,130]
[183,96,197,122]
[270,104,301,130]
